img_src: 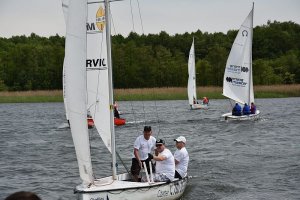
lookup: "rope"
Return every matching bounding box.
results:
[136,0,144,34]
[116,151,134,180]
[130,100,140,136]
[129,0,135,32]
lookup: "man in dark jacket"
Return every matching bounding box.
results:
[243,103,251,115]
[232,103,242,116]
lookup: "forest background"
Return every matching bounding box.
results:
[0,21,299,97]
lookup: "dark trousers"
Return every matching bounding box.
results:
[175,170,182,179]
[131,158,155,176]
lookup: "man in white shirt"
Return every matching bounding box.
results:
[174,136,189,179]
[148,139,175,182]
[130,126,156,182]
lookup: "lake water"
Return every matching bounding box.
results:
[0,98,299,200]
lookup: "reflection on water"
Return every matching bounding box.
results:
[0,98,299,200]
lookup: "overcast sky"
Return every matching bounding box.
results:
[0,0,300,38]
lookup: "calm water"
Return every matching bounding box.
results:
[0,98,299,200]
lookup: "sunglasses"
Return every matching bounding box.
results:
[156,144,163,147]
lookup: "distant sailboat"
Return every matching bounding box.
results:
[187,38,208,110]
[62,0,188,199]
[222,3,260,120]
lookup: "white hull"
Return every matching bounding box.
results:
[76,173,188,200]
[222,110,260,121]
[190,103,208,110]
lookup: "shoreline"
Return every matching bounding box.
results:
[0,85,300,103]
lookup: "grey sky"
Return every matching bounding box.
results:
[0,0,299,38]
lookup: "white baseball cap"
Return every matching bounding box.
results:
[174,136,186,144]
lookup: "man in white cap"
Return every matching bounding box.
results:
[174,136,189,179]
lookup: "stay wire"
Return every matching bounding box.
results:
[130,100,140,136]
[129,0,135,32]
[136,0,144,34]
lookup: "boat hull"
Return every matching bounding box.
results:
[87,118,126,127]
[222,110,260,120]
[114,118,126,126]
[190,103,208,110]
[76,173,188,200]
[87,118,94,129]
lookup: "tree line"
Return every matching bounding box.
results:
[0,20,300,91]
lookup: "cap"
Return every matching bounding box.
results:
[144,126,151,132]
[156,139,165,145]
[174,136,186,144]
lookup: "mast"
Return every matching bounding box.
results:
[104,0,117,179]
[248,3,254,105]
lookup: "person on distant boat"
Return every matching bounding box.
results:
[232,103,242,116]
[131,126,156,182]
[5,191,41,200]
[113,101,120,118]
[173,136,189,179]
[147,139,175,182]
[243,103,251,115]
[193,97,197,104]
[202,97,209,105]
[250,102,256,114]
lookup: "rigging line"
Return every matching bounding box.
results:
[142,99,146,127]
[130,100,140,136]
[154,95,161,138]
[93,31,105,121]
[136,0,144,34]
[129,0,135,32]
[109,6,117,35]
[116,150,134,180]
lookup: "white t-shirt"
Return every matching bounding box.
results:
[174,147,189,178]
[133,135,156,160]
[156,148,175,181]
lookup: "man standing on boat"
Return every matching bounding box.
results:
[131,126,156,182]
[173,136,189,179]
[147,139,175,182]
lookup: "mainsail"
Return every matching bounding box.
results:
[222,5,254,105]
[187,38,197,105]
[63,0,94,184]
[62,1,112,153]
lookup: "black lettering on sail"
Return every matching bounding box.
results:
[86,59,107,70]
[86,23,96,31]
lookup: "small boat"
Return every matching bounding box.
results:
[62,0,188,199]
[87,117,94,129]
[114,118,126,126]
[187,38,208,110]
[222,3,260,120]
[87,117,126,128]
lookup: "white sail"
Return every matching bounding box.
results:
[86,2,112,153]
[187,38,197,105]
[63,0,94,184]
[222,5,254,105]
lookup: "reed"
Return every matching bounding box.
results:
[0,85,300,103]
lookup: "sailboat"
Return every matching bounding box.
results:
[62,0,188,199]
[187,38,208,110]
[222,3,260,120]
